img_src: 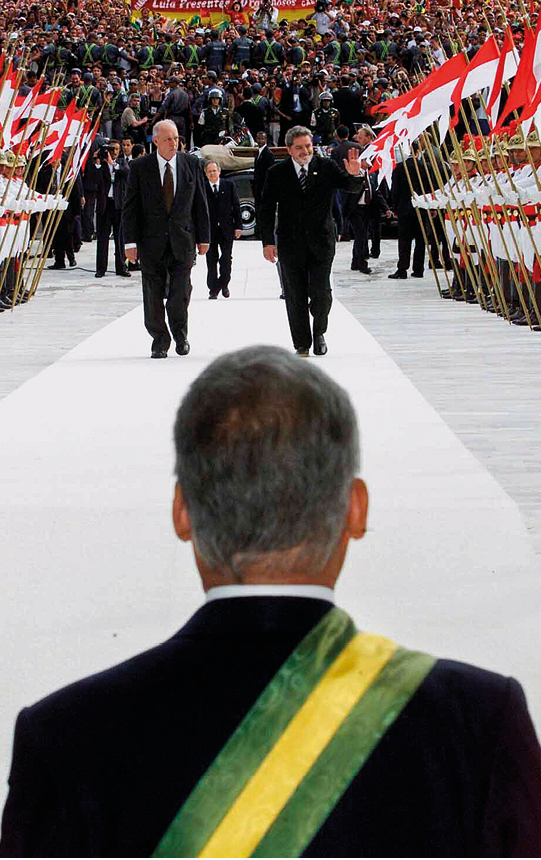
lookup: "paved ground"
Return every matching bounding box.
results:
[2,235,541,559]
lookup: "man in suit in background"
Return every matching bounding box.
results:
[123,120,210,358]
[94,141,130,279]
[203,160,242,300]
[2,345,540,858]
[253,130,275,239]
[259,125,365,357]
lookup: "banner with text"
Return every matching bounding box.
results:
[131,0,312,26]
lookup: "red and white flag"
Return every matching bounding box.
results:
[0,63,19,148]
[486,27,520,129]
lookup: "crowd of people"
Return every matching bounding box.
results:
[1,0,541,331]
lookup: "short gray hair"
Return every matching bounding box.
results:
[285,125,313,147]
[203,159,221,173]
[152,119,178,141]
[173,345,360,578]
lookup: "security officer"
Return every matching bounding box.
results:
[199,88,230,145]
[339,34,358,66]
[135,35,155,73]
[76,34,103,70]
[78,73,102,117]
[254,29,284,73]
[109,78,128,142]
[229,25,253,72]
[201,30,227,75]
[156,34,182,73]
[182,34,204,69]
[311,91,340,145]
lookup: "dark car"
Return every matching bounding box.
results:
[223,168,256,237]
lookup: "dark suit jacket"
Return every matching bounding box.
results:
[205,176,242,241]
[259,154,365,261]
[253,144,275,207]
[332,87,361,135]
[95,158,129,216]
[1,596,540,858]
[122,152,210,266]
[330,139,362,168]
[342,171,390,220]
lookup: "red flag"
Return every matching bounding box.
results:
[450,36,500,128]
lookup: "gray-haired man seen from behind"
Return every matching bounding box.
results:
[1,346,541,857]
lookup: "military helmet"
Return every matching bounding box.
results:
[462,148,477,161]
[4,151,16,167]
[507,128,526,150]
[527,127,541,147]
[15,154,27,168]
[0,151,8,166]
[208,88,222,98]
[320,91,333,102]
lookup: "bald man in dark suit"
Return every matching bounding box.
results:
[123,120,210,358]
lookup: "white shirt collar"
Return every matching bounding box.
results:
[292,156,312,177]
[157,151,177,175]
[205,584,335,602]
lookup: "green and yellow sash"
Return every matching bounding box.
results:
[153,607,435,858]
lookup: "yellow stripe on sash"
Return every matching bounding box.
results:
[199,632,397,858]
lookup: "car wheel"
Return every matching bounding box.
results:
[239,198,256,237]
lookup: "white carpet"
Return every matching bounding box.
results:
[1,243,539,807]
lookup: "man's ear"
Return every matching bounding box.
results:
[346,478,368,540]
[172,484,193,542]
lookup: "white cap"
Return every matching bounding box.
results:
[413,26,423,32]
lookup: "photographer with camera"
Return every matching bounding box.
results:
[278,67,312,145]
[252,0,278,33]
[306,0,336,37]
[95,142,131,279]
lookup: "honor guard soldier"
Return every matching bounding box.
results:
[311,92,340,145]
[199,89,230,145]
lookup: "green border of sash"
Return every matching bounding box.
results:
[153,607,356,858]
[252,646,435,857]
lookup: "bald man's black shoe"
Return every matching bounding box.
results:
[313,335,327,356]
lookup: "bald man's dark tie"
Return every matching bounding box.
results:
[163,162,174,214]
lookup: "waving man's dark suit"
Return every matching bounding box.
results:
[259,153,364,350]
[122,151,210,352]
